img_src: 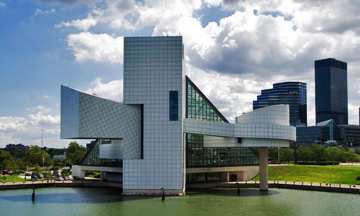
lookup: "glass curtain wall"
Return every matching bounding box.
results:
[185,77,258,168]
[81,139,122,167]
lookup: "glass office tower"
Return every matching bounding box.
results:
[315,58,348,125]
[253,82,307,126]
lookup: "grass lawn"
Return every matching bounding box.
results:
[0,175,26,183]
[265,165,360,185]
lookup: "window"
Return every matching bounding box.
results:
[169,91,178,121]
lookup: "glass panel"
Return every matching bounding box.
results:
[186,77,227,122]
[169,91,179,121]
[186,133,258,168]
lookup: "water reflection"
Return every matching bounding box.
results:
[0,188,126,204]
[0,187,360,216]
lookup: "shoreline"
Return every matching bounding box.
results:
[0,181,121,190]
[188,181,360,194]
[1,180,360,195]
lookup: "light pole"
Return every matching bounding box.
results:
[41,128,45,168]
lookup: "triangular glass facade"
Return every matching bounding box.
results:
[185,76,258,171]
[186,77,228,122]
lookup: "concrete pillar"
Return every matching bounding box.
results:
[258,147,268,191]
[100,172,105,182]
[72,165,85,179]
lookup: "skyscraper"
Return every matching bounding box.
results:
[253,82,307,126]
[315,58,348,125]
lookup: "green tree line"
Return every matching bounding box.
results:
[270,144,360,164]
[0,142,86,171]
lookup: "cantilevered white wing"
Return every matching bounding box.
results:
[60,86,142,159]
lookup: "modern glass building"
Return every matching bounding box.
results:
[315,58,348,125]
[185,77,258,171]
[60,36,296,195]
[253,82,307,126]
[296,119,335,145]
[337,125,360,147]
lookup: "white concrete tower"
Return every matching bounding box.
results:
[122,36,185,195]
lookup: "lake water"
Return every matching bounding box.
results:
[0,187,359,216]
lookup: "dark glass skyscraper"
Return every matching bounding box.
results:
[253,82,307,126]
[315,58,348,125]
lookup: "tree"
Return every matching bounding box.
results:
[0,150,17,170]
[66,142,86,165]
[297,146,313,162]
[24,146,51,167]
[324,147,344,162]
[280,148,294,163]
[4,144,28,159]
[309,144,326,162]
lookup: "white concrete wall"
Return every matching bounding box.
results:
[72,165,85,178]
[236,104,290,126]
[183,105,296,148]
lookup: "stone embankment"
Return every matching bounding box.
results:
[0,180,121,190]
[188,180,360,194]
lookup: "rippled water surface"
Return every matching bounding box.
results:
[0,187,359,216]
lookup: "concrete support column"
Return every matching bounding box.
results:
[72,165,85,179]
[100,172,105,182]
[258,147,268,191]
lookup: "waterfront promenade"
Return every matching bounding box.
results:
[189,180,360,194]
[1,180,360,194]
[0,180,122,190]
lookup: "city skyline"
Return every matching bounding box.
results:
[1,0,360,147]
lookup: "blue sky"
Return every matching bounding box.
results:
[1,0,360,147]
[0,1,119,115]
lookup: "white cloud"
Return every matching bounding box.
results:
[57,0,360,126]
[0,106,63,147]
[85,78,123,102]
[186,63,271,121]
[56,17,97,31]
[67,32,123,63]
[0,117,28,132]
[26,106,60,126]
[34,8,56,16]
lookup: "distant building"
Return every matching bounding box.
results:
[296,120,360,147]
[296,119,335,145]
[315,58,348,125]
[253,82,307,126]
[337,125,360,147]
[53,152,66,161]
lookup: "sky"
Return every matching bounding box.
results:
[1,0,360,148]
